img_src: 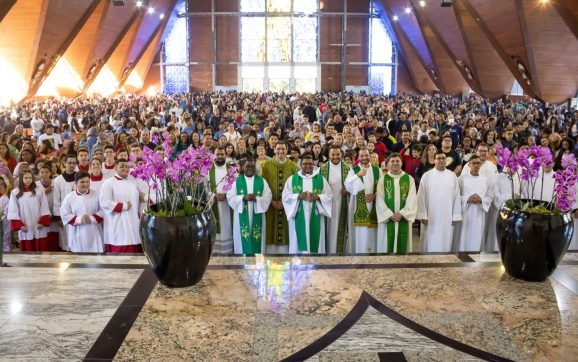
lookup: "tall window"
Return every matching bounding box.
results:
[240,0,318,92]
[369,1,396,95]
[162,3,189,94]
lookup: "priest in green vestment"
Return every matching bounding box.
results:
[282,153,332,254]
[261,141,299,254]
[376,153,417,254]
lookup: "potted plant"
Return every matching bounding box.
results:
[131,135,237,287]
[495,144,577,282]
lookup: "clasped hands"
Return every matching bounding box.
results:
[242,194,257,202]
[389,212,404,222]
[298,192,320,202]
[467,194,482,204]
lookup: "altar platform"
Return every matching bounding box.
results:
[0,252,577,361]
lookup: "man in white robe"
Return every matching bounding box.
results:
[348,148,381,253]
[376,153,417,254]
[521,163,555,202]
[60,172,104,253]
[319,145,362,254]
[52,154,78,251]
[493,168,521,251]
[210,147,234,254]
[99,159,142,253]
[227,157,272,254]
[417,151,462,252]
[570,181,578,251]
[458,156,494,252]
[461,143,499,252]
[282,153,332,254]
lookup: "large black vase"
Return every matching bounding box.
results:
[496,200,573,282]
[140,210,216,287]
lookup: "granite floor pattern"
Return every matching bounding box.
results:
[1,253,578,361]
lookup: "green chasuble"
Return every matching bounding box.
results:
[261,158,299,246]
[383,173,410,254]
[319,162,350,255]
[291,173,325,253]
[236,175,265,254]
[352,165,380,227]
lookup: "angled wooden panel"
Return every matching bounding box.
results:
[106,12,145,80]
[389,0,432,68]
[453,0,513,99]
[91,1,138,60]
[396,59,417,93]
[522,0,578,103]
[0,0,16,24]
[555,0,578,39]
[127,0,175,64]
[141,50,161,94]
[123,22,166,92]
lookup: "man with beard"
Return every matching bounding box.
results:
[226,156,272,254]
[319,145,361,254]
[209,147,235,254]
[261,141,299,254]
[282,153,332,254]
[348,148,383,253]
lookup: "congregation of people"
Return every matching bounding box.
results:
[1,91,578,257]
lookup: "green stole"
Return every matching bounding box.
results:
[384,173,410,254]
[292,173,324,253]
[236,175,264,254]
[319,162,350,255]
[352,165,379,227]
[209,164,230,234]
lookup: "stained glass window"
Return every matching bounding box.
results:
[163,3,188,93]
[368,5,395,95]
[267,0,291,12]
[267,17,292,62]
[293,17,317,62]
[241,17,266,62]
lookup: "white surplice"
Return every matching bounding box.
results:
[226,175,272,254]
[458,173,493,252]
[348,166,380,254]
[324,162,362,254]
[282,170,332,254]
[60,190,104,253]
[569,183,578,251]
[212,164,234,254]
[416,168,462,252]
[53,174,75,250]
[376,172,417,253]
[521,169,555,202]
[99,175,141,246]
[7,188,51,241]
[492,173,521,251]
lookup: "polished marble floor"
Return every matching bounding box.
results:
[0,252,577,361]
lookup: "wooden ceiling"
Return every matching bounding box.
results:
[0,0,576,102]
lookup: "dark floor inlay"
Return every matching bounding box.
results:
[378,352,408,362]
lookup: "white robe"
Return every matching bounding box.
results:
[36,180,59,235]
[416,168,462,252]
[7,188,51,241]
[492,173,521,251]
[103,163,116,179]
[53,174,75,250]
[462,161,499,252]
[212,164,234,254]
[458,173,493,252]
[569,183,578,251]
[282,170,332,254]
[348,166,380,253]
[60,190,104,253]
[226,175,272,254]
[521,169,555,202]
[376,172,418,253]
[99,176,141,246]
[324,162,361,254]
[0,195,10,251]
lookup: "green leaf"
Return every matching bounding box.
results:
[174,210,186,217]
[183,200,199,216]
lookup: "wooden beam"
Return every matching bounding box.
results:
[515,0,542,99]
[459,0,539,99]
[451,1,483,92]
[82,9,142,93]
[410,0,480,94]
[551,0,578,39]
[0,0,16,24]
[27,0,103,98]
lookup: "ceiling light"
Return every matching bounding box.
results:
[393,15,399,21]
[159,13,164,19]
[136,0,143,7]
[419,1,426,7]
[147,7,154,14]
[405,7,412,14]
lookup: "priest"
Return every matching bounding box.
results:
[60,172,104,253]
[319,145,360,254]
[417,151,462,252]
[348,148,382,253]
[98,159,141,252]
[282,153,332,254]
[209,147,234,254]
[261,141,299,254]
[457,156,493,252]
[376,153,417,254]
[226,156,272,254]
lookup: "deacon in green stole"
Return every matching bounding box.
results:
[376,153,418,254]
[261,142,299,254]
[209,148,234,254]
[348,148,382,253]
[320,145,361,255]
[282,154,333,254]
[226,158,272,255]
